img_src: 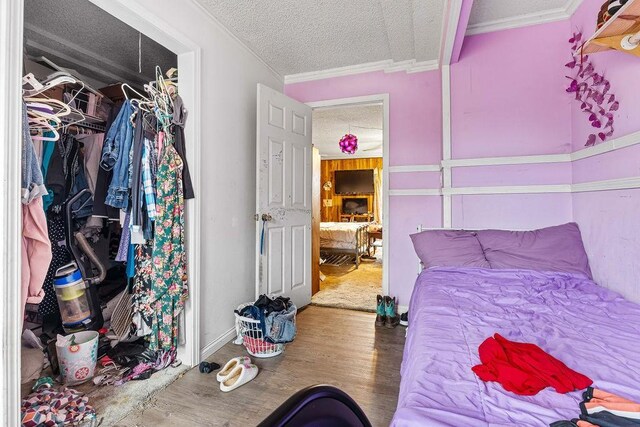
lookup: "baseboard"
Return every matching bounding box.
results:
[200,327,237,361]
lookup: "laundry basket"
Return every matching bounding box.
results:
[234,302,296,358]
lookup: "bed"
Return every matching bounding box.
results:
[319,222,369,268]
[392,225,640,426]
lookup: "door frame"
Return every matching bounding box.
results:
[306,94,390,296]
[1,1,203,422]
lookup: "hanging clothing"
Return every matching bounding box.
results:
[171,95,194,199]
[472,333,592,396]
[101,100,134,209]
[132,132,188,351]
[21,197,52,318]
[92,103,122,221]
[21,103,48,205]
[76,133,105,195]
[40,138,56,212]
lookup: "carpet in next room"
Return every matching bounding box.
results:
[312,253,382,312]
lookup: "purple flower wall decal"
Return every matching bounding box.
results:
[566,31,619,146]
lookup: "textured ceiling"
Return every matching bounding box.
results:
[196,0,444,76]
[23,0,177,88]
[313,104,383,159]
[469,0,573,28]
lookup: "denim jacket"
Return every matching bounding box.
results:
[21,103,48,204]
[101,100,134,209]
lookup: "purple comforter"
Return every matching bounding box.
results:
[392,267,640,426]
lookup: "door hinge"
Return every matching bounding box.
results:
[254,214,259,221]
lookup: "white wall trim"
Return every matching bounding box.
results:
[440,0,464,66]
[392,177,640,196]
[1,1,25,424]
[201,327,237,361]
[443,153,571,167]
[441,65,453,227]
[390,189,442,196]
[444,184,572,195]
[437,130,640,168]
[389,164,441,173]
[284,59,438,84]
[308,94,391,297]
[565,0,584,17]
[571,130,640,161]
[466,6,571,36]
[572,176,640,193]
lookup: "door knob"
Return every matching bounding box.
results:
[261,213,273,221]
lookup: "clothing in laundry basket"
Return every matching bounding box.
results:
[237,295,297,344]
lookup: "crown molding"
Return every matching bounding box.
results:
[565,0,583,17]
[467,7,569,35]
[284,59,439,84]
[466,0,582,36]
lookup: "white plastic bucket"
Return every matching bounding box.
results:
[56,330,99,385]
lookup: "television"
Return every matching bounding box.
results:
[334,169,374,195]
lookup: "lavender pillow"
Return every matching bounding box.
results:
[475,223,592,278]
[410,230,490,269]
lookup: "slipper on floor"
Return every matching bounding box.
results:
[220,363,258,392]
[216,356,251,382]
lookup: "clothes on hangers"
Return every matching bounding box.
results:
[132,131,188,351]
[21,103,48,205]
[171,95,194,200]
[92,102,121,221]
[21,197,52,318]
[101,100,134,210]
[76,133,104,196]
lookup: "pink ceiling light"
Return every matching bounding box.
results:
[338,133,358,154]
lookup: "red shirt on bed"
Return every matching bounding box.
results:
[472,333,592,396]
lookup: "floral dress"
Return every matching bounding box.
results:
[132,132,188,351]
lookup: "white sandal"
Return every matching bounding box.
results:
[216,356,251,382]
[220,363,258,392]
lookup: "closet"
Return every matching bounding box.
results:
[19,1,193,424]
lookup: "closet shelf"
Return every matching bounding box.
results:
[579,0,640,58]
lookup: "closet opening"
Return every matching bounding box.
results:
[309,98,388,313]
[20,1,196,424]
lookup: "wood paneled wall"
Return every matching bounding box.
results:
[319,157,382,222]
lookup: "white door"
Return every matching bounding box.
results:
[256,84,312,309]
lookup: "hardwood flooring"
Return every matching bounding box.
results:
[115,306,406,427]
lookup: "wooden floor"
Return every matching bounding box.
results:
[115,306,406,427]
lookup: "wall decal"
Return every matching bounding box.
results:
[566,31,619,146]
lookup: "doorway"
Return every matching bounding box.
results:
[308,95,389,312]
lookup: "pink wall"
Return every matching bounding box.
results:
[286,70,443,306]
[285,70,443,166]
[449,21,575,231]
[452,163,571,187]
[452,194,573,230]
[573,189,640,302]
[285,5,640,306]
[451,20,573,158]
[570,0,640,150]
[569,0,640,302]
